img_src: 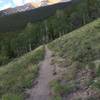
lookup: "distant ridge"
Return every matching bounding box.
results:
[0,3,38,16]
[0,0,83,32]
[0,0,71,16]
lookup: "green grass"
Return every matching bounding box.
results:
[49,18,100,64]
[48,18,100,99]
[2,94,23,100]
[51,80,76,100]
[0,46,45,100]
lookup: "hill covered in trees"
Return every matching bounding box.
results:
[0,0,100,32]
[0,0,72,32]
[0,0,100,66]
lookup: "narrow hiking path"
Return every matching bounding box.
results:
[25,46,54,100]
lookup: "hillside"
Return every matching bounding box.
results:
[0,46,44,100]
[0,0,100,100]
[0,0,100,67]
[48,18,100,100]
[0,1,72,32]
[0,19,99,100]
[1,0,99,32]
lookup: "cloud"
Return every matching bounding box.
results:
[12,0,41,6]
[0,0,40,10]
[12,0,24,6]
[25,0,33,3]
[0,3,12,10]
[0,0,3,3]
[12,0,37,6]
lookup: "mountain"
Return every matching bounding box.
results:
[0,0,76,32]
[40,0,71,6]
[0,8,14,16]
[48,0,71,4]
[0,3,37,16]
[14,3,38,12]
[0,0,71,16]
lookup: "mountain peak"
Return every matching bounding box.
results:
[0,0,71,16]
[0,3,37,16]
[30,2,41,8]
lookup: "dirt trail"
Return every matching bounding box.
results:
[25,46,54,100]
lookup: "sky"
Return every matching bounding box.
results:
[0,0,41,10]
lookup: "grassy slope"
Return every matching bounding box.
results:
[0,46,44,100]
[48,18,100,100]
